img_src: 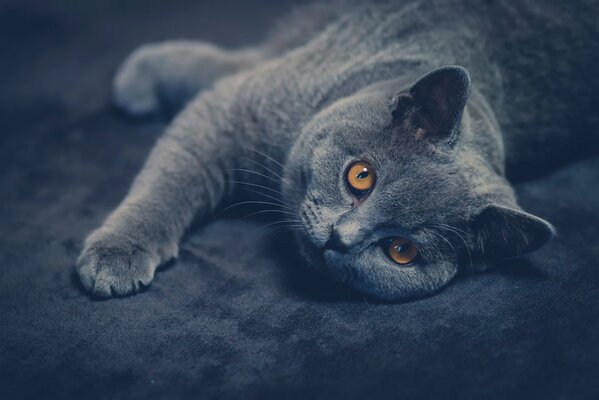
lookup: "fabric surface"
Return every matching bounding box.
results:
[1,1,599,399]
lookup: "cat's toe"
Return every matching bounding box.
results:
[76,238,159,298]
[112,46,161,116]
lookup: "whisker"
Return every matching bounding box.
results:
[242,156,290,186]
[241,187,291,208]
[225,178,302,206]
[224,179,301,214]
[250,219,304,236]
[244,145,291,174]
[436,232,457,256]
[432,224,473,272]
[435,223,469,236]
[225,180,283,197]
[242,209,299,219]
[227,168,282,185]
[429,231,458,262]
[426,236,443,261]
[217,200,295,217]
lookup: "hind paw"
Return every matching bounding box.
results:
[112,45,162,116]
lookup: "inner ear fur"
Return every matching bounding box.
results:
[392,66,471,142]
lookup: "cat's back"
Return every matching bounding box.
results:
[265,0,598,115]
[466,0,599,177]
[231,0,599,173]
[285,0,599,176]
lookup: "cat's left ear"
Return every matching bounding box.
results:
[393,66,471,141]
[472,204,556,259]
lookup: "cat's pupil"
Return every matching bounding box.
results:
[356,169,369,180]
[396,243,410,254]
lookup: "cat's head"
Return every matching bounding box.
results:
[283,66,555,301]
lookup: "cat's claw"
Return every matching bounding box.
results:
[76,232,160,298]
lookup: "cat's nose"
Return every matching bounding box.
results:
[325,228,350,253]
[325,227,349,253]
[326,217,364,252]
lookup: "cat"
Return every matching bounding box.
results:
[76,0,599,301]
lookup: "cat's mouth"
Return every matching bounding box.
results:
[298,204,332,250]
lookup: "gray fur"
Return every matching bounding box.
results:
[77,0,598,300]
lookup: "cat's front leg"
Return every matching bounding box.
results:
[77,92,239,298]
[113,40,262,116]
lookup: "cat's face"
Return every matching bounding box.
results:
[283,67,555,301]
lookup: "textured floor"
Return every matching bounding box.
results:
[1,1,599,399]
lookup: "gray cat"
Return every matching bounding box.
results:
[77,0,599,300]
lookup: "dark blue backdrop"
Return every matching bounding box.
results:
[1,1,598,399]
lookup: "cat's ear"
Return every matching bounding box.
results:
[472,204,556,259]
[393,66,471,141]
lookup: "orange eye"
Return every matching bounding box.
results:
[387,237,419,265]
[346,161,375,194]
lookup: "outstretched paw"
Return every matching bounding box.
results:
[76,232,161,298]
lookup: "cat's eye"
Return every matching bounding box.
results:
[386,237,419,265]
[346,161,375,195]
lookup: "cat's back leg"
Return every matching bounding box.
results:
[113,2,341,117]
[113,40,263,116]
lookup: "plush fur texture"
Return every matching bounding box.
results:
[77,0,598,300]
[3,0,599,398]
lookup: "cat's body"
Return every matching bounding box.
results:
[77,0,598,300]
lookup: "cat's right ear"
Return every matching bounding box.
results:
[392,66,471,142]
[472,204,556,260]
